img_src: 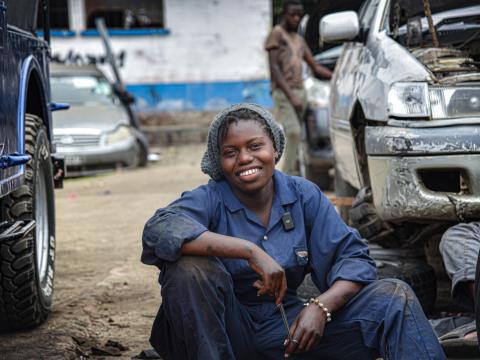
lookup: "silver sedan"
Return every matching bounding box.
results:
[51,65,146,177]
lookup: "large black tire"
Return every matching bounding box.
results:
[377,260,437,314]
[132,140,148,168]
[137,141,148,168]
[0,114,56,331]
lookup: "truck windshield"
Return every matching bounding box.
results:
[51,76,115,105]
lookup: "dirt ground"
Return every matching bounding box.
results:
[0,145,208,360]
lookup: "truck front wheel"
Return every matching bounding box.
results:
[0,114,55,331]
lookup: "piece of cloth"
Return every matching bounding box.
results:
[200,103,285,181]
[265,25,307,91]
[439,221,480,311]
[151,256,446,360]
[142,171,376,292]
[272,88,307,175]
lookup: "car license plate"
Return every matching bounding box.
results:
[65,155,84,166]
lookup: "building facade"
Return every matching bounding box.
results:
[47,0,273,112]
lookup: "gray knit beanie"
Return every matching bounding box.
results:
[201,103,285,180]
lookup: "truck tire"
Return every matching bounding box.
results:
[0,114,55,331]
[377,260,436,314]
[137,141,148,168]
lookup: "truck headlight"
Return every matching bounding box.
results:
[430,86,480,119]
[388,82,430,118]
[103,126,132,145]
[304,77,330,108]
[388,83,480,120]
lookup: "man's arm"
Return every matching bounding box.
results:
[268,48,304,111]
[304,47,332,80]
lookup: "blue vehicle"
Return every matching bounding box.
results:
[0,0,64,331]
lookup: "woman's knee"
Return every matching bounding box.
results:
[369,278,417,305]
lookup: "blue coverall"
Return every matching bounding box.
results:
[142,170,446,360]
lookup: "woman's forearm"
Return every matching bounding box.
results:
[315,280,364,314]
[181,231,258,260]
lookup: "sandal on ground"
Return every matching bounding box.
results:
[439,320,479,356]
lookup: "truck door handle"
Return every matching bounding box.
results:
[0,154,31,169]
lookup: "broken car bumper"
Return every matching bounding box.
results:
[54,137,137,177]
[365,124,480,222]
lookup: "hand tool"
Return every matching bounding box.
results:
[277,303,294,343]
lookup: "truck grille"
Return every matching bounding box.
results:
[54,134,101,148]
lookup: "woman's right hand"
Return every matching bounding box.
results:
[247,247,287,304]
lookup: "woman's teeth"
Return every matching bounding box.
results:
[239,168,259,176]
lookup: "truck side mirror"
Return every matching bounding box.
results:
[320,11,359,44]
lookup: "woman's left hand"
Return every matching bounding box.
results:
[284,304,326,356]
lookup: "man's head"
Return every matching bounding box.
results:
[282,0,304,31]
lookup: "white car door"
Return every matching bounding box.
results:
[329,0,380,189]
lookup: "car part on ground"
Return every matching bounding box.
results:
[0,115,56,331]
[349,187,395,242]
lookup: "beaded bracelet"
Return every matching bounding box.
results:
[304,298,332,322]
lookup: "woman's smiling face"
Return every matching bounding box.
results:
[219,120,277,195]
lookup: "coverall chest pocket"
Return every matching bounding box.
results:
[294,247,309,266]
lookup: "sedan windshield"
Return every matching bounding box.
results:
[51,76,115,105]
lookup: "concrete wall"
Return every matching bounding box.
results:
[50,0,273,112]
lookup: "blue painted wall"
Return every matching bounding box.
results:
[126,79,273,112]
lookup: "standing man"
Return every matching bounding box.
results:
[265,0,332,176]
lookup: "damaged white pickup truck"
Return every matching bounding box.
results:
[320,0,480,312]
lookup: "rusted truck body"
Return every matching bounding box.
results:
[324,0,480,223]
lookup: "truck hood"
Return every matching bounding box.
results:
[52,104,129,133]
